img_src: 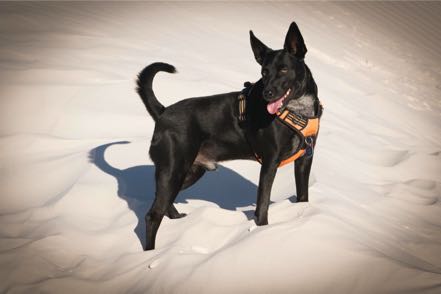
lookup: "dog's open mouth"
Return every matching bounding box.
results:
[266,88,291,114]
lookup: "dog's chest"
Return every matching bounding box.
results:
[285,95,315,117]
[279,95,316,157]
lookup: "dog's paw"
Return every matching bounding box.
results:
[167,212,187,219]
[255,217,268,226]
[174,213,187,219]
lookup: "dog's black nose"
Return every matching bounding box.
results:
[263,90,273,99]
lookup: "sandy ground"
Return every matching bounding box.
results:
[1,2,440,293]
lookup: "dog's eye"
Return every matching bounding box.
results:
[279,68,288,74]
[262,70,268,77]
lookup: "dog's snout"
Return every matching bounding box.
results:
[263,90,273,99]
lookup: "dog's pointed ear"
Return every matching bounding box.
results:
[250,30,270,65]
[284,22,307,59]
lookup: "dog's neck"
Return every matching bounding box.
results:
[283,64,318,117]
[285,95,316,117]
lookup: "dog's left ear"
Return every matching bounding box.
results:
[284,22,307,59]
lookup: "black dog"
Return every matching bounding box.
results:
[137,22,322,250]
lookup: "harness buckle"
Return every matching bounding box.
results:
[305,136,314,158]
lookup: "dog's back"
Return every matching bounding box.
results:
[150,91,253,165]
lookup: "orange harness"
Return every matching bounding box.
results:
[238,84,323,168]
[271,109,321,167]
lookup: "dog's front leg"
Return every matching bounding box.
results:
[255,160,278,226]
[294,155,313,202]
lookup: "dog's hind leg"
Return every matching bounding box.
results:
[181,164,206,190]
[294,155,313,202]
[165,165,206,219]
[145,166,187,250]
[166,205,186,219]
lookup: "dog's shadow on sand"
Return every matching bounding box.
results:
[89,141,259,248]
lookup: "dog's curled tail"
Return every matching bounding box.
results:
[136,62,176,122]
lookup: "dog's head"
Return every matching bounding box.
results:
[250,22,308,114]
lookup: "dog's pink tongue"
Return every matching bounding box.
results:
[267,98,283,114]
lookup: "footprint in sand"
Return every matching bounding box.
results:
[429,151,440,156]
[405,179,437,190]
[377,150,410,167]
[248,224,257,232]
[358,149,410,167]
[148,259,161,269]
[191,246,209,254]
[387,179,438,205]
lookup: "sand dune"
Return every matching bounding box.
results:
[1,2,440,293]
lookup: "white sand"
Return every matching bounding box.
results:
[1,2,440,293]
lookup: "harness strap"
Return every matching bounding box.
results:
[276,109,320,138]
[238,93,246,122]
[238,82,253,123]
[274,109,321,167]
